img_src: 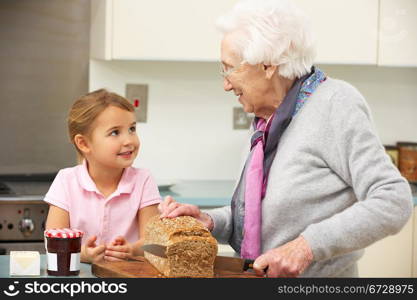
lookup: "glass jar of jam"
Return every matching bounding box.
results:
[44,228,84,276]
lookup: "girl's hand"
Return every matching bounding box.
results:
[81,235,106,264]
[104,236,135,261]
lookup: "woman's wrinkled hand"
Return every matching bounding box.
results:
[158,196,214,230]
[81,235,106,264]
[253,236,313,277]
[104,236,134,261]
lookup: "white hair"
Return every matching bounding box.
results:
[216,0,316,79]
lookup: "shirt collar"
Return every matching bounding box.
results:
[117,166,136,195]
[77,160,136,196]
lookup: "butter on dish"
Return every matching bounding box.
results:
[9,251,40,276]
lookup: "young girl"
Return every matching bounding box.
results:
[44,89,161,263]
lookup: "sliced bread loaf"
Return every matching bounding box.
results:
[144,215,218,277]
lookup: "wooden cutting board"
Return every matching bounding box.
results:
[92,256,259,278]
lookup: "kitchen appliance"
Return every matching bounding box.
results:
[0,1,90,253]
[0,177,52,254]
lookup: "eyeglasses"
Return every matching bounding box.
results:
[220,62,245,78]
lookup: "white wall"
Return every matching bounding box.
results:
[90,60,417,181]
[318,65,417,145]
[89,59,249,181]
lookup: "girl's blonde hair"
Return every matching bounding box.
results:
[68,89,135,163]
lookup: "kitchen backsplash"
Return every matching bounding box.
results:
[89,60,417,181]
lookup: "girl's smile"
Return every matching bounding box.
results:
[117,150,135,159]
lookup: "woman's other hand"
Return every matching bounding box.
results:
[81,235,106,264]
[253,236,313,277]
[104,236,135,261]
[158,196,214,230]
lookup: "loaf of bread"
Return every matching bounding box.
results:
[143,215,218,277]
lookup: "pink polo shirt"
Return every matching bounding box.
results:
[44,161,161,245]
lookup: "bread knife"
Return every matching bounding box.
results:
[141,244,256,272]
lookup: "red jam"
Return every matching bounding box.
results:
[44,228,84,276]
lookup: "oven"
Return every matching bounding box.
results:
[0,178,52,254]
[0,0,90,254]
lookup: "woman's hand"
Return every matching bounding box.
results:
[158,196,214,230]
[104,236,135,261]
[253,236,313,277]
[81,235,106,264]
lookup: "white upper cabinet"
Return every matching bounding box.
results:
[91,0,414,66]
[293,0,379,65]
[90,0,112,60]
[112,0,239,61]
[378,0,417,67]
[91,0,238,61]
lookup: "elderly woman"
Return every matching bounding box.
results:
[159,0,413,277]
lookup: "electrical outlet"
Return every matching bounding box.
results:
[233,107,253,130]
[125,84,148,122]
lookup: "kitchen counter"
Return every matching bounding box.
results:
[2,180,415,207]
[160,180,417,207]
[0,255,95,278]
[159,180,235,208]
[0,249,235,278]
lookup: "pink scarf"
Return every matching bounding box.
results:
[240,119,267,259]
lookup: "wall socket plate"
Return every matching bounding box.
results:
[125,84,148,122]
[233,107,253,129]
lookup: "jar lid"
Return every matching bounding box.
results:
[44,228,84,238]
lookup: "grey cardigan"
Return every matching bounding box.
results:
[208,78,413,277]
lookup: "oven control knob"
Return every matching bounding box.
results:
[18,208,35,237]
[19,218,35,237]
